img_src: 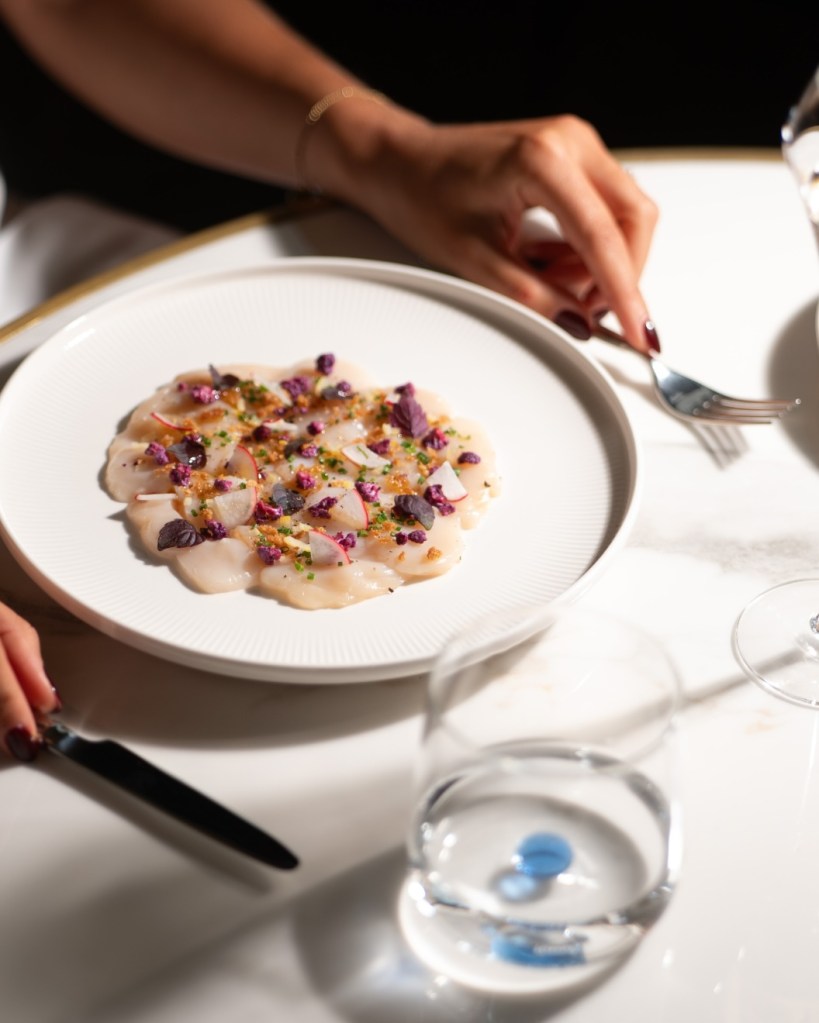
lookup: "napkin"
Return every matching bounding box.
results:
[0,171,178,329]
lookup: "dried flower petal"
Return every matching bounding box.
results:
[407,530,427,544]
[255,500,283,522]
[145,441,169,465]
[422,428,449,451]
[424,484,455,516]
[200,520,228,540]
[281,375,311,399]
[191,384,217,404]
[308,496,338,519]
[333,531,357,550]
[457,451,481,464]
[355,481,380,503]
[257,545,282,565]
[316,353,335,375]
[170,463,191,486]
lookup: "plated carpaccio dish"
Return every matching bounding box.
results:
[105,353,499,608]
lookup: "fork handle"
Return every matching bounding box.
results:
[591,322,653,360]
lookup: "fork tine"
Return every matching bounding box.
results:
[709,396,800,413]
[691,406,782,425]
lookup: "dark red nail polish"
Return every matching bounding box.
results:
[644,319,661,353]
[555,310,591,340]
[5,726,40,763]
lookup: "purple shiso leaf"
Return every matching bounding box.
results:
[157,519,204,551]
[389,395,428,438]
[167,437,207,468]
[393,493,435,530]
[209,364,240,389]
[270,483,305,514]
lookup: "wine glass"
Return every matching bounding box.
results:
[732,68,819,707]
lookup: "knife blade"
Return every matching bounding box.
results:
[40,722,299,871]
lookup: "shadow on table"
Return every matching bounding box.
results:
[769,295,819,465]
[292,847,622,1023]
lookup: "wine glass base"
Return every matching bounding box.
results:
[733,579,819,708]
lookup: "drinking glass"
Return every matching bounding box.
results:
[732,67,819,705]
[398,603,682,994]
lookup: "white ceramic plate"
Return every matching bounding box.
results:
[0,258,640,683]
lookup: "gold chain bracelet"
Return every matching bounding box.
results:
[293,86,386,192]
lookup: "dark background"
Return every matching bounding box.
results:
[0,2,815,231]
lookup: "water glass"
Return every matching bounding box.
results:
[399,603,682,994]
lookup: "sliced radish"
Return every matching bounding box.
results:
[226,444,259,480]
[425,460,468,501]
[335,488,370,529]
[150,411,185,431]
[341,442,390,470]
[309,530,351,566]
[210,484,258,529]
[135,492,176,502]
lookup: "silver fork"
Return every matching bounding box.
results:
[593,322,801,425]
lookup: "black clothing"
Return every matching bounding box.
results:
[0,3,814,231]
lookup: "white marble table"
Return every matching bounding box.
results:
[2,152,819,1023]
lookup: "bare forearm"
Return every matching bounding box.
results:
[0,0,370,186]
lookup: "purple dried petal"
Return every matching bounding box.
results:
[191,384,217,404]
[407,530,427,544]
[176,382,188,392]
[422,428,449,451]
[157,519,204,551]
[316,353,335,375]
[214,478,233,493]
[424,484,455,516]
[209,364,240,390]
[396,382,416,398]
[255,500,283,522]
[270,483,305,514]
[333,531,357,551]
[308,496,338,519]
[257,545,282,565]
[295,469,315,490]
[457,451,482,465]
[393,493,435,530]
[355,481,380,503]
[299,442,319,458]
[395,532,408,546]
[367,438,391,456]
[145,441,170,466]
[168,438,206,468]
[253,422,273,441]
[281,375,311,399]
[307,420,325,436]
[200,520,228,541]
[389,395,428,438]
[170,463,192,486]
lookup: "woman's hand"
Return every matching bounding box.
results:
[0,602,60,761]
[314,108,661,354]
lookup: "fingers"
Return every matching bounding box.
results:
[514,118,659,353]
[447,236,593,339]
[0,603,59,761]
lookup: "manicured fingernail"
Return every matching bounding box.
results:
[593,307,611,321]
[644,319,661,353]
[555,310,591,340]
[5,726,40,763]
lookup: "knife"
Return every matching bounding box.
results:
[40,722,299,871]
